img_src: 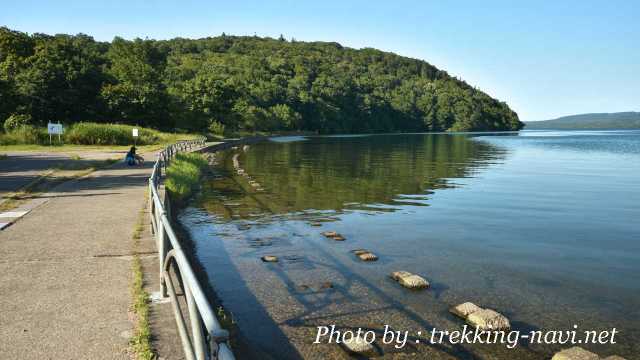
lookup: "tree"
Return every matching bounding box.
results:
[0,26,523,134]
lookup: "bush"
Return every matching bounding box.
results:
[0,125,47,145]
[63,123,166,145]
[165,153,208,202]
[208,120,225,136]
[3,114,32,133]
[0,121,198,146]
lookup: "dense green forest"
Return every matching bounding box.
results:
[525,112,640,129]
[0,27,522,135]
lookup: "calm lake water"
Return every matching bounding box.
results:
[179,130,640,359]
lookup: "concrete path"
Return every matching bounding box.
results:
[0,159,151,359]
[0,150,125,202]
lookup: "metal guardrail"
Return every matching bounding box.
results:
[148,137,236,360]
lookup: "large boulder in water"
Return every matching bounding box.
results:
[390,271,429,289]
[551,347,600,360]
[466,309,510,331]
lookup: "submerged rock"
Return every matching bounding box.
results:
[309,222,323,227]
[261,255,278,262]
[449,302,482,319]
[551,347,600,360]
[320,281,333,289]
[353,249,378,261]
[390,271,429,289]
[466,309,510,331]
[341,334,376,357]
[332,235,345,241]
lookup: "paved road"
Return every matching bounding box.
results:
[0,159,151,359]
[0,150,126,202]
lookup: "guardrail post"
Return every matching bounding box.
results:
[185,284,207,360]
[158,210,168,297]
[149,181,155,235]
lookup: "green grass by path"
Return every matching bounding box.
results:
[165,153,209,202]
[129,193,154,360]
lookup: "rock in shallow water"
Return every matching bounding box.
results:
[353,249,378,261]
[390,271,429,289]
[466,309,510,331]
[261,255,278,262]
[449,302,482,319]
[551,347,600,360]
[321,231,345,240]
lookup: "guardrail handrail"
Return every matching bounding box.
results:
[148,137,236,360]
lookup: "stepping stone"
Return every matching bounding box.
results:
[261,255,278,262]
[551,347,600,360]
[341,334,376,357]
[0,222,10,230]
[309,222,322,227]
[320,231,346,241]
[353,249,378,261]
[390,271,429,289]
[450,302,482,319]
[466,309,510,331]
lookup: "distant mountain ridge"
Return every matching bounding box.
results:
[525,112,640,129]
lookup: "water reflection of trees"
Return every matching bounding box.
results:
[233,135,506,212]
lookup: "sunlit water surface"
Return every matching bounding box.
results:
[179,130,640,359]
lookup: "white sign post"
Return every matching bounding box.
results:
[47,123,63,145]
[132,128,139,146]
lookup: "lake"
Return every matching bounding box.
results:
[178,130,640,359]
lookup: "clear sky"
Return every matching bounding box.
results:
[2,0,638,121]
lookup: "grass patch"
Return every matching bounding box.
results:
[0,122,200,147]
[165,153,209,202]
[0,143,168,153]
[0,154,7,160]
[129,193,154,360]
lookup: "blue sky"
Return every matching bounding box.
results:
[2,0,638,121]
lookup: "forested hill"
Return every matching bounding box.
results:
[0,27,523,134]
[525,112,640,129]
